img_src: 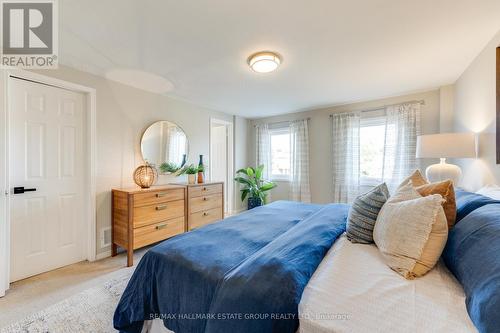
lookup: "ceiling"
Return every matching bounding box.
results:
[59,0,500,118]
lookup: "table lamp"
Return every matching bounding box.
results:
[416,133,476,185]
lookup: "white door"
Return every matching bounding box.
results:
[9,77,87,282]
[210,120,233,214]
[211,125,227,188]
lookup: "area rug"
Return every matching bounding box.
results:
[0,269,133,333]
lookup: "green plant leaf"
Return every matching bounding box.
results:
[179,164,198,175]
[241,189,249,201]
[234,177,253,187]
[246,167,254,177]
[255,165,263,180]
[260,182,277,192]
[236,168,247,175]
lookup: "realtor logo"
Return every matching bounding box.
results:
[1,0,58,68]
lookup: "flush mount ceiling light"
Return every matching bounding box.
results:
[247,51,282,73]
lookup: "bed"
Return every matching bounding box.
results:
[114,201,349,333]
[115,195,500,333]
[139,234,476,333]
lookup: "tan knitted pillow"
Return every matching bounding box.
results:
[397,169,428,189]
[416,180,457,229]
[373,183,448,279]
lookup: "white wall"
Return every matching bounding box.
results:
[250,90,442,203]
[233,116,249,212]
[452,30,500,191]
[1,66,246,256]
[439,85,455,133]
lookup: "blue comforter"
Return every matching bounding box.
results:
[114,200,349,333]
[443,202,500,333]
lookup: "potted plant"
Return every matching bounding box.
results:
[180,164,199,184]
[234,165,277,210]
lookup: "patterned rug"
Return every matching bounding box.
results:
[0,270,132,333]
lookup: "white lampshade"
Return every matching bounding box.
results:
[416,133,476,159]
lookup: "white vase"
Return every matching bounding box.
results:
[188,174,196,184]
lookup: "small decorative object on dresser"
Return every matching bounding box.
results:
[197,154,205,184]
[112,185,186,266]
[181,164,199,184]
[186,182,224,230]
[133,162,158,188]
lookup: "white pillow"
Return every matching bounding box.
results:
[476,184,500,200]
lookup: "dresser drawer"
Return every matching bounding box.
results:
[134,188,184,207]
[133,199,185,228]
[133,216,185,249]
[189,193,222,214]
[188,184,222,198]
[189,208,223,230]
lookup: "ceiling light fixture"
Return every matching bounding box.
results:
[247,51,282,73]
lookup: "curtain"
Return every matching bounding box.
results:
[331,112,361,203]
[382,102,421,191]
[290,119,311,203]
[255,123,271,179]
[255,124,272,202]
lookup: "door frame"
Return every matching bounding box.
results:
[209,118,234,214]
[0,69,96,296]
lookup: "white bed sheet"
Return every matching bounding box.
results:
[144,234,477,333]
[298,235,477,333]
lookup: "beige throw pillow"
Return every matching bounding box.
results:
[397,169,428,189]
[373,183,448,279]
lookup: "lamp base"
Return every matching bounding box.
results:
[425,158,462,185]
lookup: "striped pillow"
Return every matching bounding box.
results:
[346,183,390,244]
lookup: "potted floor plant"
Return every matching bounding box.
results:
[235,165,277,210]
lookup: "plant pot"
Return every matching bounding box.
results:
[188,174,196,184]
[248,197,263,210]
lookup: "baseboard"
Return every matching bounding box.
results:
[226,208,246,217]
[95,250,112,261]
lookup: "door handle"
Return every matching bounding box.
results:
[13,187,36,194]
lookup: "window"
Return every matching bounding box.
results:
[359,115,394,186]
[270,128,291,180]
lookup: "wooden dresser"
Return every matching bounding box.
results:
[186,182,224,231]
[111,185,186,266]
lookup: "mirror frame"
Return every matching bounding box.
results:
[140,120,189,172]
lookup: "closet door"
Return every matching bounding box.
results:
[9,77,87,282]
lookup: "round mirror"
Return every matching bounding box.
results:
[141,121,188,173]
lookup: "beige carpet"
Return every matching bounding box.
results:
[0,268,133,333]
[0,248,149,332]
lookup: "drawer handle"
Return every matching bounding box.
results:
[203,197,208,201]
[156,192,168,198]
[202,187,208,191]
[203,212,209,216]
[156,205,167,211]
[156,223,168,230]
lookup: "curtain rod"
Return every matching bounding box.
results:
[253,117,311,127]
[329,99,425,117]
